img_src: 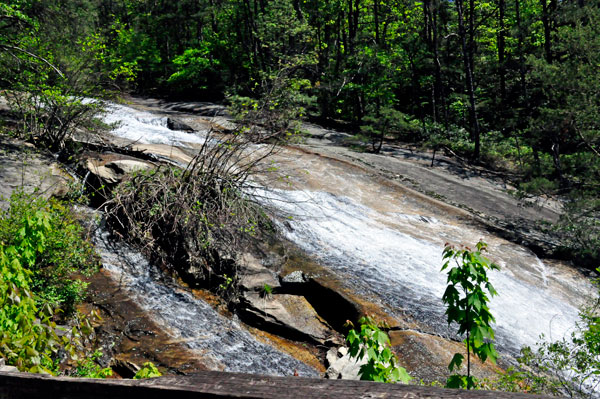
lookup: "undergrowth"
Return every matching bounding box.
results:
[0,190,99,314]
[0,190,103,375]
[106,130,275,293]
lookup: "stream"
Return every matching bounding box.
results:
[92,217,317,377]
[98,100,594,373]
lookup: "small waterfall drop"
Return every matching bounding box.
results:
[92,221,317,377]
[102,103,208,146]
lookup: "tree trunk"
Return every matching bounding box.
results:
[498,0,506,101]
[373,0,380,46]
[456,0,481,160]
[540,0,553,62]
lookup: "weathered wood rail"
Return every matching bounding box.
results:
[0,370,552,399]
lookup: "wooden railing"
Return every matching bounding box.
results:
[0,370,553,398]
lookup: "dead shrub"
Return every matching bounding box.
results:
[105,129,276,291]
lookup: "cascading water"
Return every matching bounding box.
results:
[91,218,317,377]
[99,101,593,374]
[102,103,208,146]
[258,188,586,355]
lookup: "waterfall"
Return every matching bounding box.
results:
[91,217,317,377]
[98,101,593,374]
[258,188,586,355]
[102,103,208,146]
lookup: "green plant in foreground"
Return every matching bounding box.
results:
[346,316,411,383]
[0,190,105,376]
[441,241,499,389]
[73,350,112,378]
[0,190,99,313]
[134,362,162,379]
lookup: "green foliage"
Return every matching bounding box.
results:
[260,283,273,299]
[6,87,106,152]
[0,198,97,375]
[346,316,411,384]
[0,190,99,313]
[556,193,600,265]
[0,1,114,153]
[218,274,233,292]
[168,44,221,93]
[441,241,499,389]
[72,350,112,379]
[228,65,315,142]
[361,106,412,153]
[133,362,162,379]
[0,237,59,373]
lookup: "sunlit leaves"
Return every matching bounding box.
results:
[345,316,412,384]
[441,241,499,389]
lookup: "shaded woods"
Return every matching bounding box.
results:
[4,0,597,262]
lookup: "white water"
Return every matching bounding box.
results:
[102,102,592,365]
[102,103,208,146]
[92,221,317,377]
[259,189,589,354]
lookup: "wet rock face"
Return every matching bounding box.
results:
[83,268,210,377]
[238,292,338,346]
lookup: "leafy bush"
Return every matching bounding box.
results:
[0,190,99,313]
[361,106,411,153]
[0,190,108,376]
[168,44,222,93]
[556,192,600,265]
[0,237,60,373]
[509,270,600,398]
[346,316,411,383]
[134,362,162,379]
[72,350,112,378]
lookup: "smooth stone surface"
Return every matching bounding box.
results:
[239,292,335,345]
[325,346,365,380]
[84,154,155,184]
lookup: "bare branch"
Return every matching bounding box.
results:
[0,43,64,78]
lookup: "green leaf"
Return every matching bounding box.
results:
[446,374,467,389]
[448,353,464,372]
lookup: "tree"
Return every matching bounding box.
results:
[441,241,499,389]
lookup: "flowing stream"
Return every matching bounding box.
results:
[260,187,588,354]
[99,101,594,370]
[91,217,317,377]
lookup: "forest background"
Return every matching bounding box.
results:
[1,0,599,264]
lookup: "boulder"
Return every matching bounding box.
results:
[0,137,72,208]
[84,154,155,185]
[166,117,194,132]
[237,253,281,292]
[238,292,337,345]
[325,346,365,380]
